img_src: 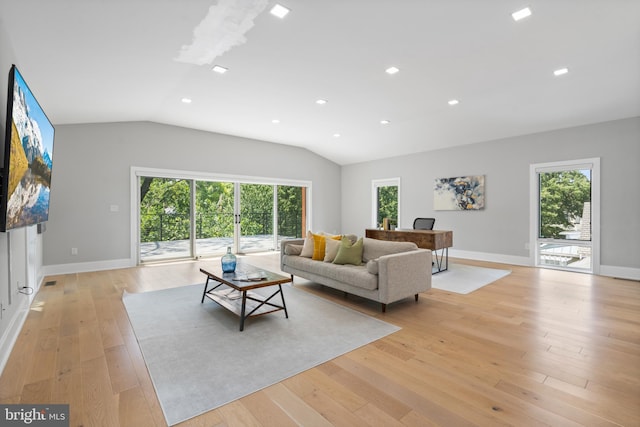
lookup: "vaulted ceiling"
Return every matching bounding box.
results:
[2,0,639,165]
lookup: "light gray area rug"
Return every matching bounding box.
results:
[432,263,511,294]
[123,284,400,426]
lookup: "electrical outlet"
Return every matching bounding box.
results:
[524,242,530,250]
[71,247,78,255]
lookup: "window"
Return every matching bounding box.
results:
[530,159,600,273]
[372,178,400,229]
[132,168,310,264]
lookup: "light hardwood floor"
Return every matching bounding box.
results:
[0,254,638,426]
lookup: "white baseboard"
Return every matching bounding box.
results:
[599,265,640,281]
[0,299,28,375]
[449,249,640,281]
[448,249,532,267]
[42,258,134,276]
[0,278,42,376]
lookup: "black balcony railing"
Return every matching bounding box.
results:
[140,211,302,242]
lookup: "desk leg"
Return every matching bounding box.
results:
[432,247,449,274]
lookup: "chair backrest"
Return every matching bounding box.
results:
[413,217,435,230]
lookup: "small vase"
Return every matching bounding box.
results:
[221,246,237,273]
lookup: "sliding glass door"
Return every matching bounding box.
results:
[239,183,275,253]
[277,185,305,247]
[139,177,191,261]
[137,171,308,263]
[194,181,235,257]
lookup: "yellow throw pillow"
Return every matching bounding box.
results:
[311,232,341,261]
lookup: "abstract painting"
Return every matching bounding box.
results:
[434,175,485,210]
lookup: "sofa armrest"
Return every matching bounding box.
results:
[377,249,432,303]
[280,238,305,271]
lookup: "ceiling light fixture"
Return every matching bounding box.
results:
[181,98,192,104]
[448,99,459,106]
[380,120,390,125]
[512,7,532,21]
[212,65,228,74]
[553,67,569,76]
[385,66,400,75]
[270,4,290,18]
[316,99,327,105]
[333,133,341,138]
[272,119,280,124]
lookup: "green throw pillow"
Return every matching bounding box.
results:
[333,237,363,265]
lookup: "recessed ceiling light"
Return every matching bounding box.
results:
[553,67,569,76]
[448,99,459,106]
[385,66,400,75]
[272,119,280,124]
[333,133,341,138]
[512,7,532,21]
[270,4,290,18]
[316,99,328,105]
[380,120,390,125]
[212,65,228,74]
[181,98,192,104]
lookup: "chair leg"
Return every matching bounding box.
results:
[381,303,387,313]
[415,293,419,302]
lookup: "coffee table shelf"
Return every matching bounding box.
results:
[204,289,283,317]
[200,264,291,331]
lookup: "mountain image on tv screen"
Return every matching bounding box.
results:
[5,67,54,230]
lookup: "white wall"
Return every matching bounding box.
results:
[43,121,342,271]
[341,117,640,279]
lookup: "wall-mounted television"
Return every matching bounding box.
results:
[0,64,55,232]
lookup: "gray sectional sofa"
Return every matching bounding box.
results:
[280,236,432,312]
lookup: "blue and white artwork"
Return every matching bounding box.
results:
[434,175,485,211]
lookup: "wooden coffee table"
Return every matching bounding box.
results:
[200,264,291,331]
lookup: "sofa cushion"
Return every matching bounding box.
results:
[366,259,379,275]
[285,255,377,291]
[322,264,377,290]
[285,244,303,256]
[300,231,314,257]
[362,237,418,262]
[344,234,358,244]
[333,237,363,266]
[323,238,341,262]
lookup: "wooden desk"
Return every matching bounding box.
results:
[365,229,453,273]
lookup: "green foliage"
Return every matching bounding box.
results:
[140,178,303,243]
[140,178,190,242]
[240,184,273,235]
[539,171,591,238]
[278,186,303,237]
[377,185,398,227]
[196,181,235,239]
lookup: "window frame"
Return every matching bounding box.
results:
[529,158,600,274]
